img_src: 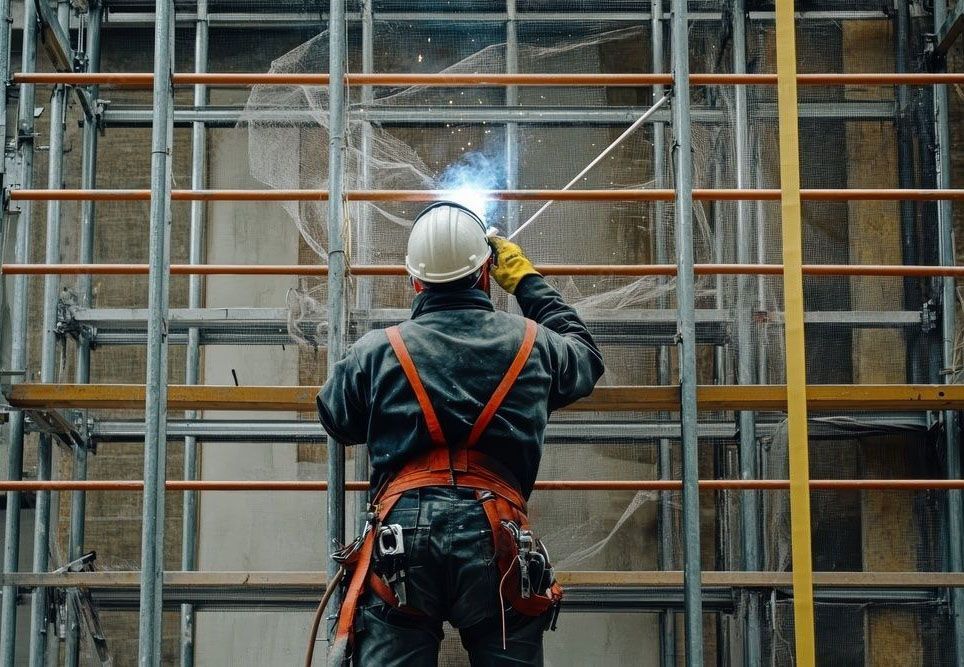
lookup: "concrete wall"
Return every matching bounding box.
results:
[194,127,323,664]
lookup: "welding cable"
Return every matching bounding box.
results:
[507,91,672,240]
[304,566,346,667]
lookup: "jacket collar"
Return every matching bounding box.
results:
[411,288,495,319]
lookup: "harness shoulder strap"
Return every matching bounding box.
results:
[388,319,539,473]
[386,326,447,449]
[456,319,539,467]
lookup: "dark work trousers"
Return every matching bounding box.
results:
[351,486,548,666]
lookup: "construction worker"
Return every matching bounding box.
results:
[317,201,604,666]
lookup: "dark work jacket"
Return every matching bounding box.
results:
[316,275,605,499]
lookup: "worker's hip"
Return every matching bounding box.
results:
[360,486,560,625]
[330,484,561,665]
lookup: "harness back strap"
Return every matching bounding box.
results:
[386,319,538,473]
[462,319,538,456]
[385,326,447,450]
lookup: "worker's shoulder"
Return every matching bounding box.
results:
[346,328,391,361]
[483,310,557,347]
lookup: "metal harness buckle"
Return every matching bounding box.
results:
[373,523,408,606]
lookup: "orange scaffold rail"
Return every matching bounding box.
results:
[9,188,964,202]
[0,479,963,492]
[5,263,964,277]
[10,72,964,87]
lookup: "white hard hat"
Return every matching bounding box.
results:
[405,202,492,284]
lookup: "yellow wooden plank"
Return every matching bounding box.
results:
[774,0,816,663]
[9,383,964,412]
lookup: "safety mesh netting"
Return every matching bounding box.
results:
[2,2,957,666]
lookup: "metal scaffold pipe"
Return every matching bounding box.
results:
[1,479,964,492]
[7,262,964,277]
[29,3,71,663]
[505,0,520,237]
[0,0,37,661]
[352,0,375,533]
[137,0,175,662]
[66,4,103,662]
[9,187,964,202]
[326,0,349,626]
[650,1,675,663]
[181,1,208,664]
[10,71,964,87]
[730,0,762,663]
[669,0,703,662]
[932,0,964,662]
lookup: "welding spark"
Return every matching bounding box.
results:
[437,150,505,224]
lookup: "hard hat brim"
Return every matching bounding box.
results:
[405,247,492,283]
[404,201,493,284]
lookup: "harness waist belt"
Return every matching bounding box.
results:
[379,449,527,513]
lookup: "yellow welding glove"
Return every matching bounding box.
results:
[490,236,541,295]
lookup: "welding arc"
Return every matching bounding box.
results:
[507,92,672,240]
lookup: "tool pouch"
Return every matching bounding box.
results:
[478,493,563,623]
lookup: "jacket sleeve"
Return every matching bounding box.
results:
[316,345,370,445]
[514,274,605,411]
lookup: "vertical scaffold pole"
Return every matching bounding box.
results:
[895,0,923,383]
[138,0,175,662]
[505,0,519,235]
[0,0,37,660]
[669,1,704,663]
[326,0,348,609]
[774,0,816,664]
[0,0,8,177]
[353,0,373,536]
[67,4,104,666]
[0,0,9,323]
[30,1,70,661]
[731,0,762,664]
[933,0,964,662]
[651,2,675,665]
[180,1,208,664]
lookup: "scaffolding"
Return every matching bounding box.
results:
[0,1,960,665]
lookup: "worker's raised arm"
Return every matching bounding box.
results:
[316,344,371,445]
[490,237,605,411]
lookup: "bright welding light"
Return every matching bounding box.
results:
[437,151,504,226]
[448,185,489,222]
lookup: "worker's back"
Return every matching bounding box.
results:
[317,213,603,666]
[317,278,604,498]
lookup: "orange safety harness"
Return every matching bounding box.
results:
[330,318,562,662]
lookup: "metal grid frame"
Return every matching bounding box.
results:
[0,1,959,665]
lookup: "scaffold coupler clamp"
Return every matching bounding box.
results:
[50,551,98,641]
[373,523,408,606]
[920,299,938,334]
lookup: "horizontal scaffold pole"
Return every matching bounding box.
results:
[2,570,963,589]
[10,72,964,88]
[8,188,964,202]
[0,479,963,492]
[5,263,964,277]
[8,383,964,412]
